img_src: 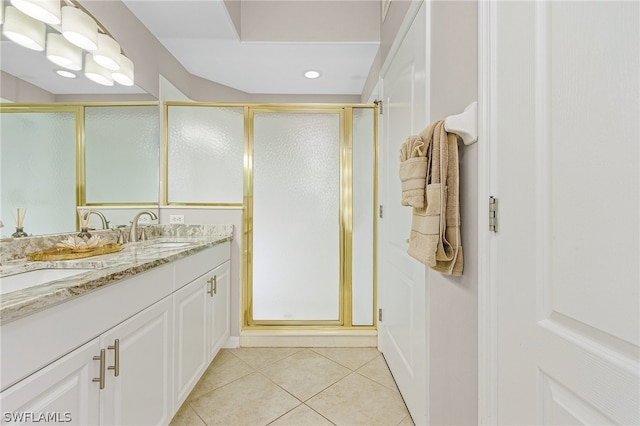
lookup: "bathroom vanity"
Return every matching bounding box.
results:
[0,225,232,425]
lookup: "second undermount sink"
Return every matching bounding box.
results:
[144,241,195,250]
[0,268,92,295]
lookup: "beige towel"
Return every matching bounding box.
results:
[398,123,436,208]
[406,120,463,276]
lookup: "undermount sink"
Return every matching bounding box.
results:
[0,268,92,295]
[145,241,194,249]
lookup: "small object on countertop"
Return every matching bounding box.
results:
[57,234,103,252]
[77,208,92,240]
[12,227,27,238]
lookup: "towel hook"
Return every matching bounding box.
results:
[444,102,478,146]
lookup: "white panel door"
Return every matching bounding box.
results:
[378,2,428,424]
[0,338,100,425]
[174,274,208,407]
[100,297,174,426]
[485,1,640,424]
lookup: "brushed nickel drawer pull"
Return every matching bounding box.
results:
[212,275,217,295]
[207,276,217,296]
[107,339,120,377]
[93,349,106,389]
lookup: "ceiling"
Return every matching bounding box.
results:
[0,0,380,97]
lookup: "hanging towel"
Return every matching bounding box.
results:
[406,120,463,276]
[398,122,437,208]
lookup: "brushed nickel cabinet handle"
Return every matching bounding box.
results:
[207,276,216,296]
[213,275,217,295]
[107,339,120,377]
[93,349,106,389]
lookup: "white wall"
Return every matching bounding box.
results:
[426,2,478,424]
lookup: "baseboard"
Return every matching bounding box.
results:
[239,329,378,347]
[223,336,240,349]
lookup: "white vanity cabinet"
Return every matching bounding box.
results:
[0,338,101,425]
[99,296,174,426]
[173,243,231,408]
[0,240,231,426]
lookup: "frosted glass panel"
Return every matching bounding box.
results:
[85,106,159,204]
[168,106,244,203]
[0,111,76,235]
[352,108,375,326]
[252,112,340,321]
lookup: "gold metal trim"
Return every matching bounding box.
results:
[244,105,354,328]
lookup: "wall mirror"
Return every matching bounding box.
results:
[0,103,160,237]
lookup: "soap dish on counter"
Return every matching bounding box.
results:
[26,243,123,261]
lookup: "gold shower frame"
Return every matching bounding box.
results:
[162,102,379,330]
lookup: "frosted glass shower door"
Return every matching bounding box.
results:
[251,111,342,323]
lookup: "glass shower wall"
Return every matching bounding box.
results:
[251,110,342,322]
[352,107,376,326]
[167,105,244,205]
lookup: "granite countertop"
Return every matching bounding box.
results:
[0,224,233,325]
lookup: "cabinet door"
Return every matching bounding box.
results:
[173,273,208,407]
[0,338,100,425]
[99,297,173,426]
[209,261,231,358]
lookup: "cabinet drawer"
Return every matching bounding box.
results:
[173,242,230,290]
[0,264,173,391]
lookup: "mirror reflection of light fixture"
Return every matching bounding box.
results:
[10,0,60,25]
[2,6,46,51]
[93,33,120,71]
[85,54,114,86]
[46,33,82,70]
[112,54,134,86]
[61,5,98,51]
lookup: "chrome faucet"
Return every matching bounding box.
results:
[129,210,158,242]
[90,210,110,230]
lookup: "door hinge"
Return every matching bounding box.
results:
[489,196,498,232]
[379,205,383,218]
[378,308,383,322]
[373,99,383,115]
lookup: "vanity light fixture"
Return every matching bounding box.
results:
[2,1,135,87]
[56,69,76,78]
[46,33,82,70]
[2,6,46,51]
[10,0,60,25]
[112,54,134,86]
[304,70,321,79]
[84,54,114,86]
[93,33,120,70]
[61,5,98,51]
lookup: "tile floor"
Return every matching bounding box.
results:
[170,347,415,426]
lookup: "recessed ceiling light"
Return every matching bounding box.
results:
[56,69,77,78]
[304,70,321,79]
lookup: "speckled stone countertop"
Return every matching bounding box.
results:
[0,224,233,324]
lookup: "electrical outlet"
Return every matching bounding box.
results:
[137,215,151,224]
[170,215,185,224]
